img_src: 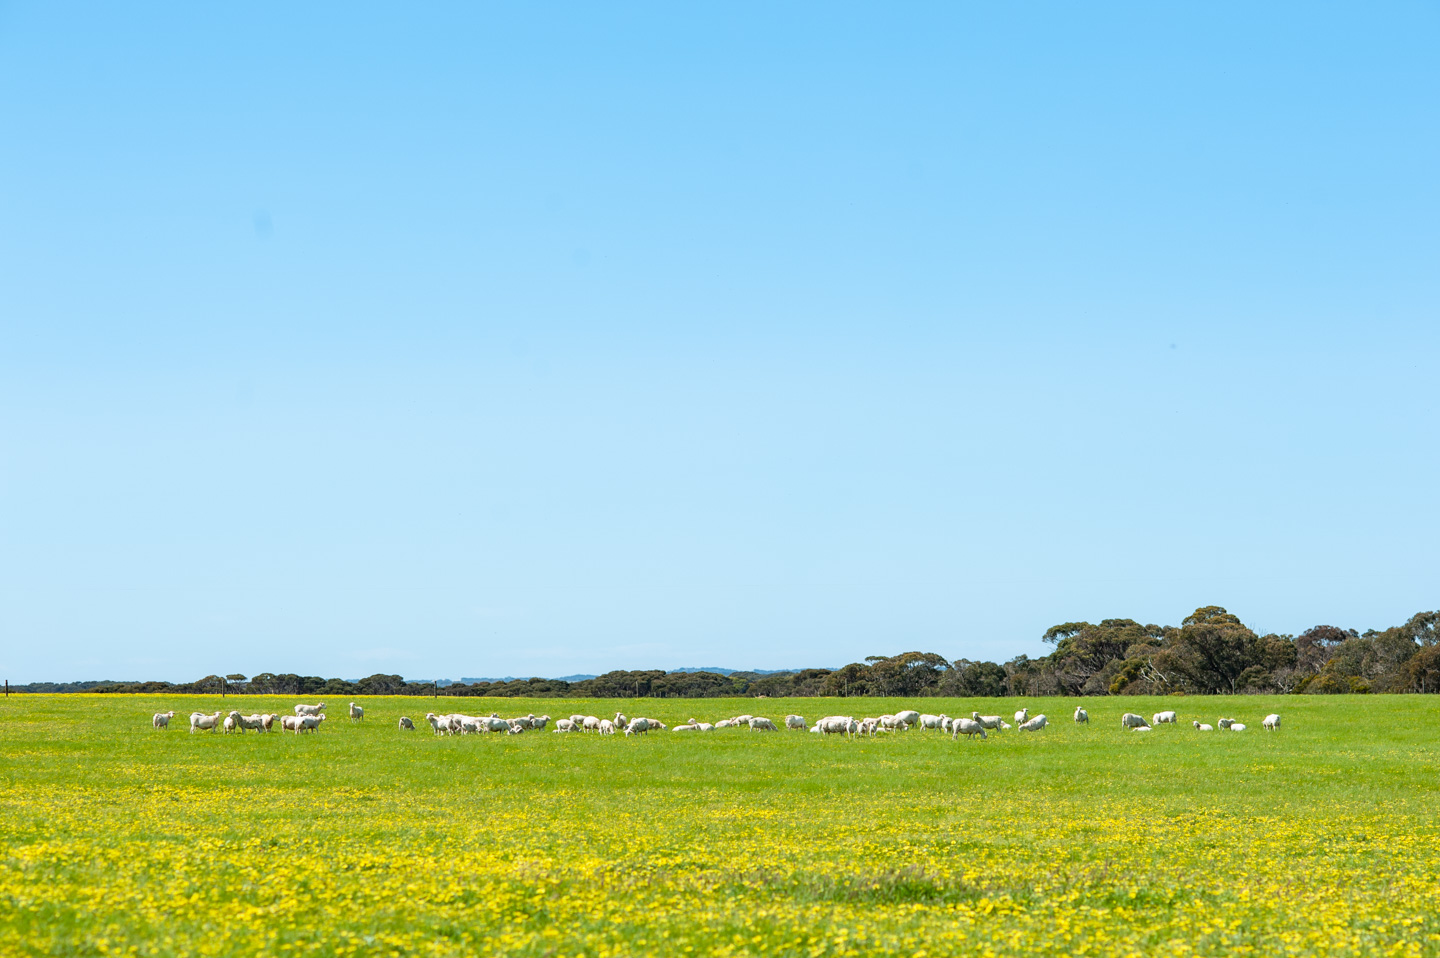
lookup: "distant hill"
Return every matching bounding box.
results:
[668,667,801,676]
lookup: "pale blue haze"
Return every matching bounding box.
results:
[1,4,1437,682]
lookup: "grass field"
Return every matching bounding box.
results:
[1,694,1438,957]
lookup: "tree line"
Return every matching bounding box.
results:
[12,606,1439,697]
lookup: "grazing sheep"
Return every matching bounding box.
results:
[1014,708,1029,726]
[1121,713,1150,729]
[555,719,578,733]
[507,721,527,734]
[189,711,222,733]
[398,716,415,730]
[1074,707,1088,724]
[152,710,176,729]
[295,714,325,734]
[919,713,947,730]
[621,718,648,736]
[749,717,778,731]
[569,714,586,728]
[786,714,806,730]
[951,718,987,741]
[1152,710,1177,725]
[1229,723,1247,732]
[816,716,854,736]
[1263,713,1280,731]
[1018,714,1048,732]
[1192,721,1213,731]
[582,716,602,733]
[349,702,365,722]
[598,720,616,735]
[894,710,921,728]
[294,702,326,717]
[531,714,551,731]
[425,713,451,736]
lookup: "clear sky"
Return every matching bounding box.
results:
[2,4,1437,683]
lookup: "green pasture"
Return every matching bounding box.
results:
[1,694,1438,956]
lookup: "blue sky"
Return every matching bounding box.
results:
[2,3,1437,683]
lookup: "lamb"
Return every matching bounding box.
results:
[531,714,551,731]
[697,722,715,732]
[349,702,365,722]
[152,711,176,729]
[951,718,987,740]
[1263,713,1280,731]
[555,719,578,733]
[1018,714,1048,732]
[1014,708,1029,726]
[295,714,325,734]
[1192,721,1213,731]
[598,719,616,735]
[1074,707,1088,724]
[1229,723,1247,732]
[507,721,527,734]
[1121,713,1150,729]
[189,711,222,733]
[569,714,587,728]
[222,712,240,734]
[294,702,326,717]
[714,719,734,729]
[786,714,806,730]
[894,710,921,728]
[398,716,415,730]
[1133,726,1152,733]
[749,717,778,731]
[672,722,699,732]
[1152,710,1177,725]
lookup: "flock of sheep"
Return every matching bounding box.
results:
[151,701,1283,738]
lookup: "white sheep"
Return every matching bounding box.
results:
[1133,726,1152,733]
[554,719,578,733]
[613,712,628,729]
[569,714,587,728]
[817,716,854,736]
[971,712,1004,731]
[531,714,551,731]
[1230,723,1247,732]
[951,718,987,740]
[1263,713,1280,731]
[697,722,715,732]
[294,702,325,717]
[1192,721,1213,731]
[1121,713,1150,729]
[295,714,325,734]
[672,723,699,732]
[189,711,222,733]
[222,711,240,734]
[1152,710,1177,725]
[582,716,602,733]
[1074,706,1088,724]
[398,716,415,730]
[1018,714,1048,732]
[786,714,806,730]
[279,715,302,732]
[919,713,946,730]
[1014,708,1029,726]
[152,710,176,729]
[425,713,451,735]
[349,702,365,722]
[749,717,778,731]
[894,710,920,728]
[238,713,267,732]
[598,719,616,735]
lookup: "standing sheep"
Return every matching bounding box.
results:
[1121,713,1150,729]
[349,702,365,722]
[951,718,987,741]
[785,714,806,730]
[1152,710,1177,725]
[1014,708,1029,726]
[1074,707,1088,724]
[749,717,778,731]
[1263,713,1280,731]
[190,711,222,733]
[398,716,415,731]
[152,711,176,729]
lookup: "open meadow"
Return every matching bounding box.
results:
[1,694,1438,957]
